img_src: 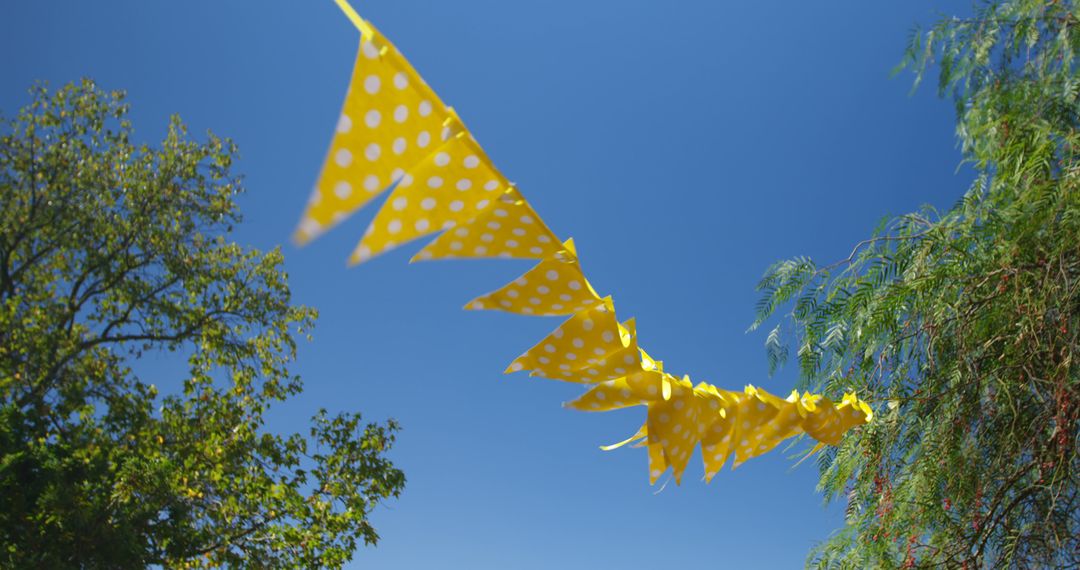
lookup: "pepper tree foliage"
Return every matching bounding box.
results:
[752,1,1079,568]
[0,80,404,568]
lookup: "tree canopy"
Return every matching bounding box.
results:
[0,80,404,568]
[754,1,1079,567]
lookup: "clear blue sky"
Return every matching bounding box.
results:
[2,1,972,567]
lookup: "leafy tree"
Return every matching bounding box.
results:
[753,1,1079,568]
[0,80,404,568]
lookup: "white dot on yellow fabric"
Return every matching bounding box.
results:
[364,75,381,94]
[364,110,380,128]
[338,113,354,132]
[334,181,352,199]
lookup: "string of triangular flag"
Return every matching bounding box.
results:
[295,0,873,484]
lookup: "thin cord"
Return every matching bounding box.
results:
[333,0,375,39]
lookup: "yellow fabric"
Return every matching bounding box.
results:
[728,386,783,468]
[294,22,453,245]
[583,380,871,483]
[568,319,648,383]
[622,367,669,401]
[413,186,562,262]
[745,390,807,462]
[349,125,511,264]
[645,375,700,483]
[506,297,625,380]
[599,423,647,451]
[464,239,602,316]
[564,376,649,412]
[299,1,876,486]
[647,443,668,485]
[696,384,738,481]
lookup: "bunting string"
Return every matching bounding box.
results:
[295,2,873,485]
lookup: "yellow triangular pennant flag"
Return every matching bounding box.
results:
[622,368,669,401]
[727,386,782,468]
[349,127,510,264]
[695,383,737,480]
[505,297,622,378]
[464,239,602,316]
[565,319,646,383]
[412,186,562,261]
[645,375,700,483]
[799,393,844,445]
[728,387,796,467]
[564,376,649,412]
[294,21,453,244]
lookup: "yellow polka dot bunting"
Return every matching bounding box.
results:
[350,127,510,264]
[413,186,562,262]
[464,239,602,316]
[299,0,876,486]
[295,21,453,245]
[580,381,873,483]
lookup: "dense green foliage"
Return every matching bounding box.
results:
[753,1,1080,568]
[0,81,404,568]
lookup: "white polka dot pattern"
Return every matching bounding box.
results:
[464,239,602,316]
[412,186,562,262]
[349,128,508,264]
[294,23,452,245]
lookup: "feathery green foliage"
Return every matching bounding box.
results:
[0,81,404,568]
[754,2,1079,567]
